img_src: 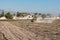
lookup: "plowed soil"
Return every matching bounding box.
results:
[0,20,60,40]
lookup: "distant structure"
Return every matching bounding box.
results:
[0,14,60,23]
[13,15,33,20]
[0,17,6,20]
[36,15,60,23]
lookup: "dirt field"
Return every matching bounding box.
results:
[0,20,60,40]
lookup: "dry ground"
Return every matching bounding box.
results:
[0,20,60,40]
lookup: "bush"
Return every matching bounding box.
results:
[31,19,34,22]
[5,12,13,19]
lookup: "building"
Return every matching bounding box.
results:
[35,16,60,23]
[0,17,6,20]
[13,15,33,20]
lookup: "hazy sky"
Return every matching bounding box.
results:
[0,0,60,15]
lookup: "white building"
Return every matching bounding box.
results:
[36,16,60,23]
[0,17,6,20]
[13,15,33,20]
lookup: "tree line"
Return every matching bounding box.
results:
[0,10,60,20]
[0,11,30,19]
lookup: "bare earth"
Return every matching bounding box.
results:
[0,20,60,40]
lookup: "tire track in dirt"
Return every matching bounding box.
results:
[0,22,36,40]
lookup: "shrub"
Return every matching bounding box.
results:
[31,19,34,22]
[5,12,13,19]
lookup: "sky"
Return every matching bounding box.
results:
[0,0,60,15]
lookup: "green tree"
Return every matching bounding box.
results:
[16,12,22,17]
[0,14,3,17]
[1,10,4,16]
[39,13,41,15]
[16,12,20,17]
[16,12,28,17]
[41,14,46,19]
[13,13,16,16]
[47,13,52,17]
[5,12,13,19]
[34,13,38,15]
[0,10,4,17]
